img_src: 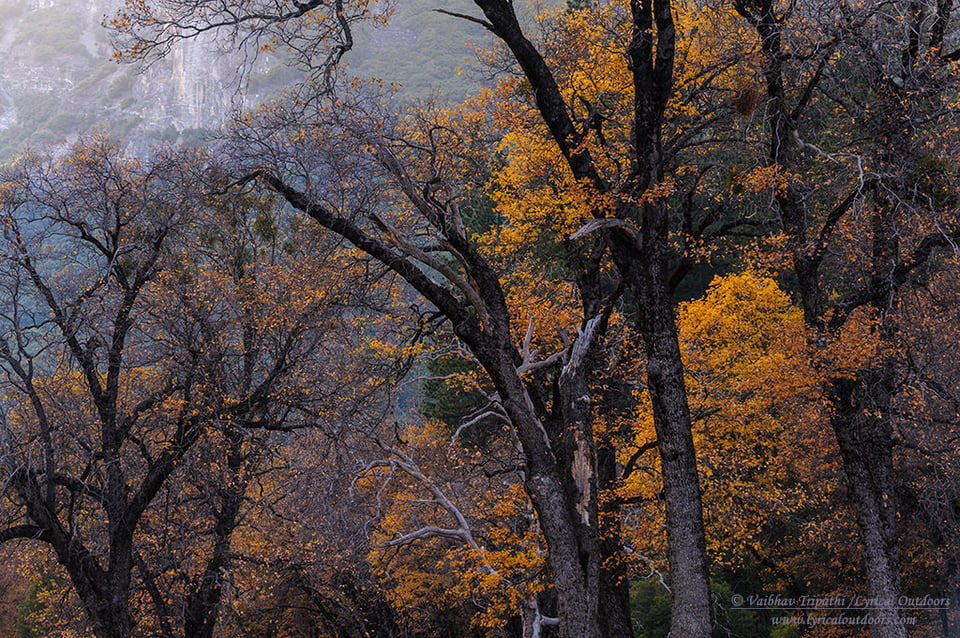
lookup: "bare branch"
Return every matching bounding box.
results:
[433,9,495,32]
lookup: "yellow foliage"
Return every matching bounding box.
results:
[363,428,546,631]
[738,165,796,197]
[624,272,833,567]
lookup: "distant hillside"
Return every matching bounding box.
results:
[0,0,495,162]
[0,0,250,159]
[351,0,491,99]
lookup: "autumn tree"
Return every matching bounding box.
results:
[724,0,960,635]
[0,136,392,638]
[121,177,382,638]
[109,0,753,632]
[0,138,203,638]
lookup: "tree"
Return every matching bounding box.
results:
[0,136,388,638]
[0,137,201,638]
[727,1,960,635]
[108,0,960,636]
[110,0,729,633]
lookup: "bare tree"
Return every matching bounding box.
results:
[0,137,383,638]
[108,0,725,633]
[732,0,960,634]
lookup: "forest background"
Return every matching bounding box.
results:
[0,0,959,637]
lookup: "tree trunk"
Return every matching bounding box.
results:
[183,489,242,638]
[65,568,134,638]
[92,600,135,638]
[743,6,908,635]
[597,439,635,638]
[642,308,712,637]
[472,338,603,638]
[184,428,246,638]
[15,468,136,638]
[830,368,907,638]
[617,211,712,637]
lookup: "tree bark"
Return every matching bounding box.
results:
[597,439,637,638]
[831,369,906,638]
[477,340,603,638]
[636,250,712,638]
[742,5,909,636]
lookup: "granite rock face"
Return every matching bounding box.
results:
[0,0,277,159]
[0,0,489,160]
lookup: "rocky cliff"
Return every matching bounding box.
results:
[0,0,488,161]
[0,0,275,159]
